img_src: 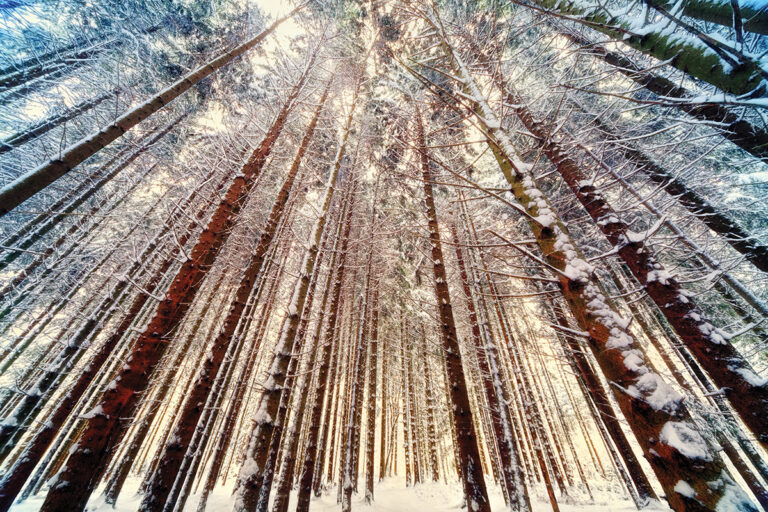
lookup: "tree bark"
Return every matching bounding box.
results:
[0,8,301,216]
[414,105,491,512]
[140,78,331,512]
[36,64,311,512]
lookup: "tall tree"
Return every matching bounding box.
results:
[233,67,362,511]
[140,78,332,512]
[0,7,302,216]
[413,103,492,512]
[37,53,317,512]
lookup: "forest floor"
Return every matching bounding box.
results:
[301,478,671,512]
[11,477,672,511]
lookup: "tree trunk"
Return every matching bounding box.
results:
[414,105,491,512]
[0,88,118,154]
[272,186,353,512]
[431,31,754,508]
[0,8,300,216]
[528,0,766,96]
[140,78,330,512]
[450,221,530,511]
[234,94,352,511]
[364,284,381,502]
[499,79,768,450]
[569,97,768,272]
[554,26,768,162]
[36,64,311,512]
[547,293,658,506]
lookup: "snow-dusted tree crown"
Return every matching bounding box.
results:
[0,0,766,511]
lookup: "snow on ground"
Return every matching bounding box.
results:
[299,478,670,512]
[200,476,669,512]
[11,477,671,511]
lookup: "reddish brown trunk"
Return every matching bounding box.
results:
[37,69,312,512]
[140,80,330,512]
[503,84,768,450]
[0,148,237,511]
[549,295,658,503]
[450,222,530,511]
[414,107,491,512]
[105,271,230,505]
[421,335,440,483]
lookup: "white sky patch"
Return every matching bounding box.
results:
[252,0,306,58]
[195,102,228,132]
[191,0,308,134]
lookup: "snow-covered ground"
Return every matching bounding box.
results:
[300,479,670,512]
[11,477,671,511]
[203,477,669,512]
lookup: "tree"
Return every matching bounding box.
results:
[36,52,315,512]
[0,7,301,216]
[413,103,492,512]
[1,1,766,511]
